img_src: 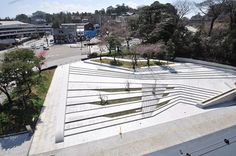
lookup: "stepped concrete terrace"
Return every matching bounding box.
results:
[29,59,236,156]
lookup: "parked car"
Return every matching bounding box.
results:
[35,45,40,49]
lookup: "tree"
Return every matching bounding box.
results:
[196,0,225,36]
[130,47,138,70]
[2,49,41,108]
[224,0,236,30]
[0,69,14,106]
[35,50,47,75]
[97,39,105,62]
[99,94,108,105]
[174,0,193,20]
[106,36,121,61]
[166,39,176,63]
[15,14,30,23]
[106,6,115,15]
[136,44,162,66]
[133,1,177,43]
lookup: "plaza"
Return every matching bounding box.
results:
[29,58,236,156]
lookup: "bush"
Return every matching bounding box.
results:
[88,52,98,58]
[110,60,123,66]
[0,112,10,135]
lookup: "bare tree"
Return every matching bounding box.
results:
[99,93,108,105]
[136,44,162,67]
[130,47,138,71]
[224,0,236,30]
[97,38,106,62]
[174,0,193,19]
[125,80,130,92]
[196,0,225,36]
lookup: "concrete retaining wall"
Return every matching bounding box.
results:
[197,89,236,108]
[84,59,132,72]
[175,57,236,72]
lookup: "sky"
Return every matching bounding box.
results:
[0,0,203,18]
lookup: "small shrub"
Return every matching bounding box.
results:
[88,52,98,58]
[155,61,162,65]
[110,60,123,66]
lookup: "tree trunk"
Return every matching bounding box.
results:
[5,91,12,106]
[22,95,27,109]
[134,54,137,66]
[126,40,130,50]
[209,17,217,36]
[230,15,233,30]
[147,58,150,67]
[0,87,13,106]
[109,47,112,54]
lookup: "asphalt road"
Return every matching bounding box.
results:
[0,37,92,68]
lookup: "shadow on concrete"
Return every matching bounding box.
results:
[159,65,178,73]
[204,100,236,110]
[0,132,31,150]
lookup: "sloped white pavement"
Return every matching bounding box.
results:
[29,59,236,156]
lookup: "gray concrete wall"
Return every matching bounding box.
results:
[197,89,236,108]
[175,57,236,72]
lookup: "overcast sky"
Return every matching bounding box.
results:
[0,0,203,18]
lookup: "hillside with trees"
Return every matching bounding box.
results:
[126,0,236,66]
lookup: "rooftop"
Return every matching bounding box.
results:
[29,59,236,156]
[0,21,27,26]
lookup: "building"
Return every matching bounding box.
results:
[0,21,52,49]
[76,22,97,39]
[53,24,77,44]
[53,22,99,44]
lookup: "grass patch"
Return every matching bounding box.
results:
[33,69,55,102]
[104,100,171,118]
[93,96,142,106]
[0,68,55,135]
[156,100,170,108]
[162,93,169,97]
[166,87,175,89]
[93,58,166,69]
[104,108,141,117]
[94,88,142,92]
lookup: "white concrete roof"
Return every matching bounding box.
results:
[0,21,26,26]
[29,59,236,156]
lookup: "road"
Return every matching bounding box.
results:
[0,37,140,67]
[0,37,90,103]
[0,36,94,68]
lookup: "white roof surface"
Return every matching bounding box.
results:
[0,21,26,26]
[29,59,236,156]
